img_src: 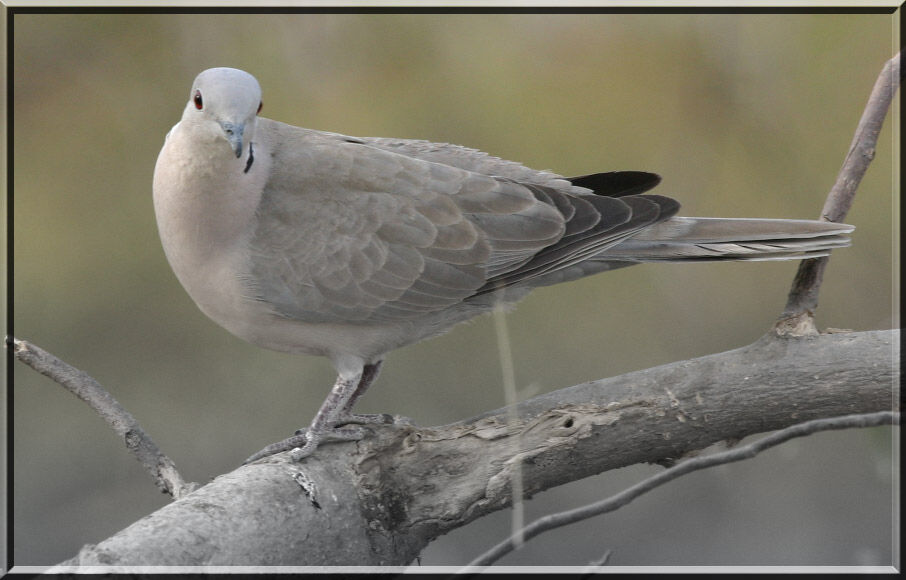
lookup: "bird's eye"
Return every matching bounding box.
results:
[257,101,263,115]
[193,90,203,110]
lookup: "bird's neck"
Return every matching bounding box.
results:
[152,122,268,278]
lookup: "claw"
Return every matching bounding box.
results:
[244,425,372,464]
[244,432,308,464]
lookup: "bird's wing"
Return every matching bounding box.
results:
[357,136,578,191]
[246,122,677,323]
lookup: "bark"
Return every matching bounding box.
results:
[54,328,898,568]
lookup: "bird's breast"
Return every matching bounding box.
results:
[152,129,271,340]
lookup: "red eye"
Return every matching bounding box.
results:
[257,101,263,114]
[193,90,203,110]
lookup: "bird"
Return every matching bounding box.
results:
[152,67,853,463]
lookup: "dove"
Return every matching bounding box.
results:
[152,67,853,463]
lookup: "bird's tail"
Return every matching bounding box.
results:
[598,217,854,262]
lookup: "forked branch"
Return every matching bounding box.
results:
[777,51,900,334]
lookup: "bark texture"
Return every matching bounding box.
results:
[57,329,898,567]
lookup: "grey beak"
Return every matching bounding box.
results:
[220,122,244,158]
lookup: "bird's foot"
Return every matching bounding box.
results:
[288,425,367,462]
[243,414,415,464]
[243,433,307,464]
[285,414,414,461]
[243,425,366,464]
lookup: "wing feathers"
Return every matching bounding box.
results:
[567,171,662,197]
[474,193,678,293]
[247,124,850,326]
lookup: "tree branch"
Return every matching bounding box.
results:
[467,410,899,567]
[49,329,896,567]
[777,51,900,334]
[7,336,197,499]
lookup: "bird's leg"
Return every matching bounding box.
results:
[287,370,372,461]
[243,361,408,464]
[345,360,383,412]
[332,360,395,426]
[244,370,366,464]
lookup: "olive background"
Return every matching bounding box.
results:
[6,11,897,567]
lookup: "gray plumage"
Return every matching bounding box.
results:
[152,68,853,461]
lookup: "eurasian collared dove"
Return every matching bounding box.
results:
[152,67,853,463]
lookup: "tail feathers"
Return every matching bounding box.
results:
[599,217,853,262]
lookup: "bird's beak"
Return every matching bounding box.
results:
[220,122,244,158]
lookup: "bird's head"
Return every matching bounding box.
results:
[182,67,263,159]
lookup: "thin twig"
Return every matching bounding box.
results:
[466,411,898,568]
[777,51,900,334]
[8,336,196,499]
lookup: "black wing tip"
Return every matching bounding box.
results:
[636,193,681,220]
[567,171,662,197]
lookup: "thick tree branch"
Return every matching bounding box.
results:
[8,336,196,499]
[49,329,896,567]
[777,51,899,334]
[468,410,899,567]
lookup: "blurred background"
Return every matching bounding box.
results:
[7,11,897,568]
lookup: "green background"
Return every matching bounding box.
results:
[7,11,897,567]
